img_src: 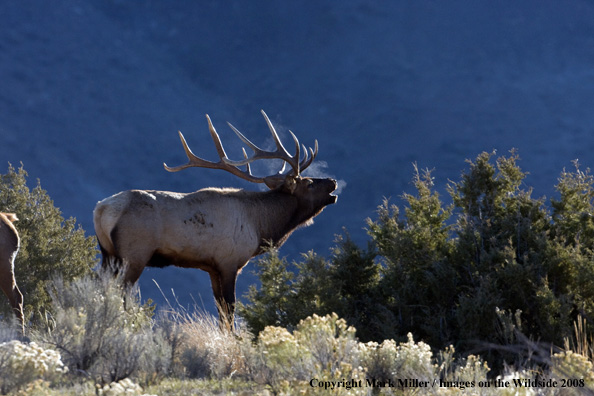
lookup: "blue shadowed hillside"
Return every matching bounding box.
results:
[1,1,594,312]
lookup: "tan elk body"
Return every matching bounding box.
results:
[0,212,24,332]
[94,111,337,327]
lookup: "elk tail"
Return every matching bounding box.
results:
[93,201,119,259]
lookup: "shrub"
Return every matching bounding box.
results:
[369,165,454,346]
[162,307,248,379]
[0,340,68,393]
[359,333,435,385]
[244,313,365,394]
[0,317,22,344]
[35,270,170,385]
[246,325,306,389]
[236,247,295,334]
[294,313,359,377]
[0,163,95,322]
[238,236,390,342]
[97,378,156,396]
[550,351,594,387]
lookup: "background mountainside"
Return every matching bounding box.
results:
[1,1,594,312]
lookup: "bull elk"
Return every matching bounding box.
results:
[0,213,24,333]
[94,110,337,327]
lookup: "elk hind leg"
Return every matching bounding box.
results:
[10,285,24,333]
[0,271,24,333]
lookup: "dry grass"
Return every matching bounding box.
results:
[151,282,251,381]
[1,277,594,395]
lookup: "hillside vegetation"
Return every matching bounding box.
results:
[1,152,594,395]
[240,150,594,369]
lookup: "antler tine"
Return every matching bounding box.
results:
[164,115,233,173]
[287,130,301,176]
[300,143,308,166]
[226,122,262,155]
[164,115,267,184]
[222,112,301,175]
[206,115,230,159]
[241,147,252,174]
[223,110,307,177]
[260,111,301,175]
[299,140,318,173]
[164,131,213,172]
[262,110,292,155]
[226,121,279,164]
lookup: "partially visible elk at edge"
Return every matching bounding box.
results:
[94,110,337,328]
[0,212,24,333]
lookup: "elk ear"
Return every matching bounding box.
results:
[263,176,297,193]
[283,176,299,194]
[263,176,285,190]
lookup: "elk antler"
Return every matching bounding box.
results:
[163,110,318,189]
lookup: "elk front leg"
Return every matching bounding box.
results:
[208,269,237,331]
